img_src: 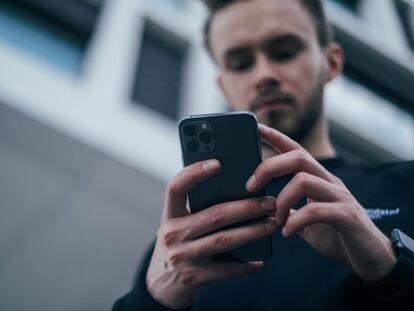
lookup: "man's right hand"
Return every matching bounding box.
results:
[146,159,277,310]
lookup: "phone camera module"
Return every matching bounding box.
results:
[186,140,200,152]
[181,120,214,154]
[199,131,212,144]
[183,123,197,137]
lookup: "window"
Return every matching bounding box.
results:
[327,75,414,162]
[0,0,103,74]
[333,25,414,115]
[394,0,414,52]
[131,20,188,120]
[331,0,361,12]
[328,23,414,162]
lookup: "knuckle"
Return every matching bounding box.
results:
[206,206,226,227]
[338,188,351,200]
[292,150,311,170]
[343,204,361,222]
[292,149,306,163]
[247,198,258,212]
[177,267,198,286]
[165,249,185,268]
[159,225,181,247]
[260,220,273,234]
[330,173,347,188]
[294,172,311,186]
[165,181,179,197]
[214,233,232,250]
[306,201,318,210]
[330,173,343,185]
[307,203,323,218]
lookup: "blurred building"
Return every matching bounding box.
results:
[0,0,413,310]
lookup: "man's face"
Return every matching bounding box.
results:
[210,0,329,142]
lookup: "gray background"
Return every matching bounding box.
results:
[0,103,164,310]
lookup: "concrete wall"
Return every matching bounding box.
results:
[0,102,163,310]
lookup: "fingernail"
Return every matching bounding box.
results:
[203,160,220,174]
[247,261,264,273]
[250,261,264,271]
[282,227,289,237]
[265,219,277,231]
[246,174,257,191]
[262,198,275,213]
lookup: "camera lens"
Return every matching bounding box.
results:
[183,123,197,137]
[186,140,200,152]
[199,131,212,144]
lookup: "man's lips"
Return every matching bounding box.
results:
[256,104,290,116]
[252,98,292,114]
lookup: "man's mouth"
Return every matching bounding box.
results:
[251,96,293,115]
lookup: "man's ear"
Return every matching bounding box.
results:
[324,43,344,83]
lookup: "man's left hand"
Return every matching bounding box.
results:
[246,123,397,282]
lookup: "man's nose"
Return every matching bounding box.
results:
[254,53,281,94]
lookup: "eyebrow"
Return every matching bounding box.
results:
[223,33,306,58]
[264,34,306,47]
[224,45,253,60]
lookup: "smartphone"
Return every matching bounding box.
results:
[178,111,273,262]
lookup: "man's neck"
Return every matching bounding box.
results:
[300,114,336,160]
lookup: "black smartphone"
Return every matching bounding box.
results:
[178,111,273,262]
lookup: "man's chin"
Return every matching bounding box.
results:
[256,112,293,130]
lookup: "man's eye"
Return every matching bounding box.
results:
[264,38,305,63]
[225,54,254,72]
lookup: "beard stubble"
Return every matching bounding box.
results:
[261,74,325,143]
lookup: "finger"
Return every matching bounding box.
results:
[258,124,345,188]
[246,149,334,192]
[198,260,264,284]
[282,202,342,237]
[185,196,276,240]
[275,172,345,226]
[258,123,303,153]
[164,159,221,219]
[186,218,277,258]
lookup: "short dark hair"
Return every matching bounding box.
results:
[201,0,333,56]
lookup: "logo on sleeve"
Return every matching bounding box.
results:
[366,208,400,220]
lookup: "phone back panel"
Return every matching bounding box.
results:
[179,112,273,261]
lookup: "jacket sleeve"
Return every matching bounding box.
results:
[112,242,193,311]
[364,161,414,305]
[365,251,414,304]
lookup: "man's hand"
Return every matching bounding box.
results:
[246,124,397,282]
[146,159,277,310]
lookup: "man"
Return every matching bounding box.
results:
[113,0,414,310]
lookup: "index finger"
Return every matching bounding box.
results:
[258,123,304,153]
[257,123,343,188]
[163,159,221,219]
